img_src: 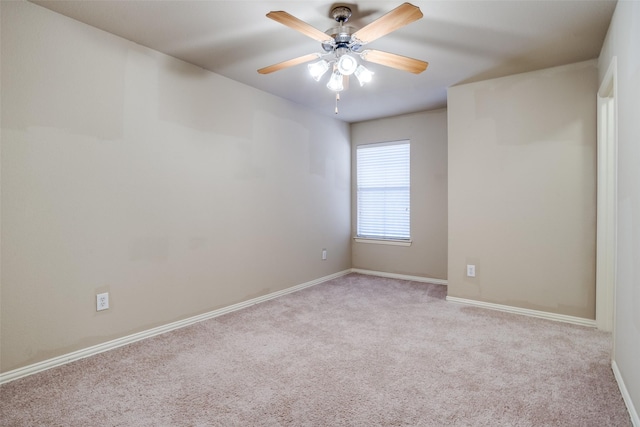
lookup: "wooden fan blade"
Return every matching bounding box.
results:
[352,3,423,45]
[257,53,320,74]
[267,11,332,43]
[361,49,428,74]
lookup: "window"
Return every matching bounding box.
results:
[356,140,410,242]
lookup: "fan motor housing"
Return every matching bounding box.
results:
[323,25,356,49]
[322,5,356,52]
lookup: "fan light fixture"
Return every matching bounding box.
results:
[258,3,429,114]
[337,54,358,75]
[354,65,374,86]
[326,70,344,92]
[311,55,372,92]
[308,60,330,81]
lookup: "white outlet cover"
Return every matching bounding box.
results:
[466,265,476,277]
[97,292,109,311]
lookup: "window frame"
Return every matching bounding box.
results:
[355,140,411,245]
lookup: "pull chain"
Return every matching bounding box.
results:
[335,93,340,114]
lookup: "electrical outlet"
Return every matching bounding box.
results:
[322,249,327,260]
[466,265,476,277]
[97,292,109,311]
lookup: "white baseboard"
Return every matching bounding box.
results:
[612,360,640,426]
[0,269,351,385]
[445,296,597,328]
[350,268,448,285]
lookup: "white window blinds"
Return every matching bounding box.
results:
[356,140,410,240]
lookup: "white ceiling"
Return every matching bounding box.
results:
[30,0,617,123]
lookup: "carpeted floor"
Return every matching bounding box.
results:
[0,274,631,426]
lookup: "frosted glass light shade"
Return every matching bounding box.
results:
[326,71,344,92]
[337,54,358,76]
[355,65,374,86]
[308,60,329,81]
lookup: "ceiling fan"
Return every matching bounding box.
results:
[258,2,428,105]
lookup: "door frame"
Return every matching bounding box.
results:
[595,57,618,340]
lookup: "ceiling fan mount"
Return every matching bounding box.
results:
[331,6,352,23]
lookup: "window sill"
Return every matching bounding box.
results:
[354,238,412,247]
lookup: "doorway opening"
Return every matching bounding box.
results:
[595,57,617,338]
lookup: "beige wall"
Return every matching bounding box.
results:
[599,0,640,419]
[0,2,351,373]
[350,110,448,280]
[447,61,598,319]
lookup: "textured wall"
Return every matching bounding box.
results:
[598,0,640,420]
[350,109,448,280]
[447,61,598,319]
[0,1,351,373]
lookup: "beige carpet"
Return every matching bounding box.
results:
[0,274,631,426]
